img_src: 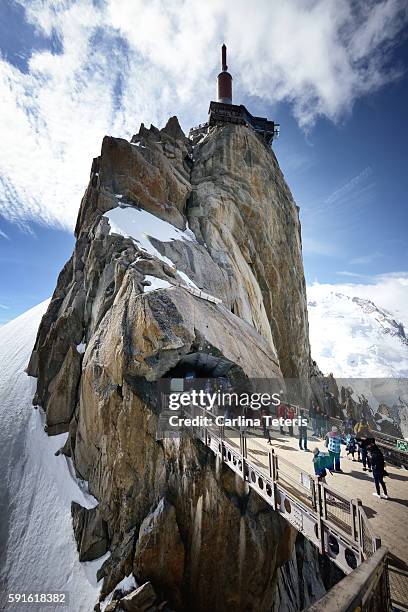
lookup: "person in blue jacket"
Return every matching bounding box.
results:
[345,433,357,461]
[325,425,343,472]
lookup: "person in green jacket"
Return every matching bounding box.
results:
[312,447,332,483]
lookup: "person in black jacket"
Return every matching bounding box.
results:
[367,441,388,499]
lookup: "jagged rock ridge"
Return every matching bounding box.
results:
[28,117,332,611]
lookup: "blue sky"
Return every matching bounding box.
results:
[0,0,408,323]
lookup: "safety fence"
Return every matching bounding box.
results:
[179,401,381,576]
[159,395,407,609]
[306,546,391,611]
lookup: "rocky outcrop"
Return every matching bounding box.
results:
[133,499,184,608]
[71,502,109,561]
[28,116,327,611]
[188,125,310,380]
[120,582,158,612]
[45,344,81,434]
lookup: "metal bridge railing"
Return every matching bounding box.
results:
[388,558,408,612]
[321,484,354,537]
[177,400,380,576]
[158,395,402,608]
[306,546,391,612]
[159,394,400,607]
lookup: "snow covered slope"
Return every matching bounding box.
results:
[0,301,108,611]
[307,286,408,378]
[307,285,408,437]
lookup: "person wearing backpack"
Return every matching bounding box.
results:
[312,447,333,483]
[277,402,287,435]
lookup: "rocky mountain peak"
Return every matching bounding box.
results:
[27,117,321,610]
[352,296,407,343]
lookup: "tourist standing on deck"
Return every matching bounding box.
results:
[287,404,295,437]
[345,432,357,461]
[298,409,308,451]
[354,418,372,471]
[315,404,324,438]
[277,402,287,434]
[325,426,343,472]
[367,440,388,499]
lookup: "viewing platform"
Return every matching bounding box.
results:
[170,399,408,610]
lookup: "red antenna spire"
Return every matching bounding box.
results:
[217,44,232,104]
[222,43,227,71]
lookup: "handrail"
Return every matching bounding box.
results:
[159,395,396,607]
[177,400,380,575]
[305,546,391,611]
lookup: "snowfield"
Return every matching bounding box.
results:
[307,285,408,437]
[307,286,408,378]
[0,301,108,612]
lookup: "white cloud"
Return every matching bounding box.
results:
[336,270,371,278]
[0,229,9,239]
[348,251,383,265]
[0,0,407,231]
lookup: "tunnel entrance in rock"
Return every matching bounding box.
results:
[155,351,260,430]
[162,351,251,399]
[164,352,237,379]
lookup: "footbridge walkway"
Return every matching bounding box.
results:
[174,403,408,611]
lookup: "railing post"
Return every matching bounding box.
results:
[240,431,247,480]
[321,483,328,520]
[356,498,364,557]
[351,499,358,542]
[310,478,317,511]
[351,499,364,565]
[273,452,279,481]
[374,536,382,551]
[270,449,277,509]
[315,480,325,555]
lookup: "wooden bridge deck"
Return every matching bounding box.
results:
[225,426,408,610]
[175,398,408,608]
[241,427,408,569]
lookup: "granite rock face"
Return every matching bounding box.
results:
[28,117,326,611]
[71,502,109,562]
[133,498,184,608]
[188,124,310,379]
